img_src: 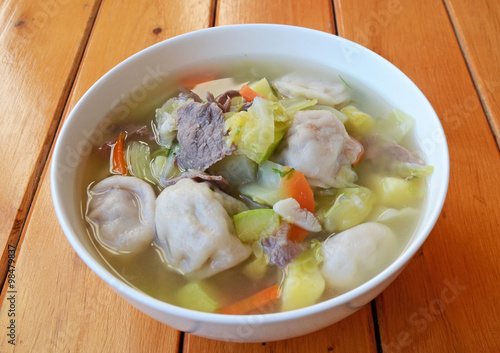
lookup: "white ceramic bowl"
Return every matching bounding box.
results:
[51,24,449,342]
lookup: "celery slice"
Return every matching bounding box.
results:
[233,209,281,243]
[176,281,219,313]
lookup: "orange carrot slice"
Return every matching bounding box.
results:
[351,137,364,167]
[279,169,315,242]
[219,284,280,315]
[112,132,128,175]
[239,85,266,102]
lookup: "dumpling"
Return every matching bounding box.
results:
[274,73,350,107]
[87,175,156,253]
[275,109,362,188]
[155,178,251,279]
[320,222,398,292]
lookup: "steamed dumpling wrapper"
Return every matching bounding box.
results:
[274,73,350,107]
[86,175,156,253]
[275,109,362,188]
[320,222,398,291]
[155,178,251,279]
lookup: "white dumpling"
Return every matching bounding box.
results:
[320,222,398,292]
[155,178,251,279]
[275,110,362,188]
[87,175,156,253]
[274,73,350,107]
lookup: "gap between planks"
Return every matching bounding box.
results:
[0,0,104,297]
[442,0,500,149]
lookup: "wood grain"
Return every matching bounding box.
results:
[215,0,335,33]
[182,1,377,352]
[0,0,213,351]
[184,306,377,352]
[335,0,500,351]
[444,0,500,144]
[0,0,101,288]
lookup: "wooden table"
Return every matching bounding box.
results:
[1,0,499,351]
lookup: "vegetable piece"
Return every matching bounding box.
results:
[239,84,266,102]
[219,284,280,315]
[111,132,128,175]
[279,169,316,242]
[233,209,281,243]
[279,169,315,213]
[127,141,154,182]
[281,241,325,311]
[224,98,276,163]
[208,153,258,186]
[238,161,285,206]
[272,198,321,232]
[367,175,425,208]
[372,110,415,143]
[243,242,270,280]
[248,78,278,101]
[180,72,217,89]
[279,97,318,115]
[238,183,280,206]
[341,105,375,136]
[319,187,374,232]
[155,97,189,148]
[151,144,181,186]
[176,281,219,313]
[392,161,434,180]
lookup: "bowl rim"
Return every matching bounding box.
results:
[51,23,450,326]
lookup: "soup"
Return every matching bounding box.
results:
[81,59,433,315]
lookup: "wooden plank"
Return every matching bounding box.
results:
[185,306,377,352]
[444,0,500,144]
[0,0,101,287]
[0,0,214,351]
[215,0,335,33]
[335,0,500,351]
[183,1,377,352]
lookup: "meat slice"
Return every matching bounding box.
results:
[261,222,304,268]
[176,101,234,171]
[206,90,240,113]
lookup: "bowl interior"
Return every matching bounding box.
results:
[51,24,449,329]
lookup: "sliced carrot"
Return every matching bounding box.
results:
[239,85,266,102]
[219,284,280,315]
[279,169,315,242]
[112,132,128,175]
[351,137,364,167]
[180,72,217,89]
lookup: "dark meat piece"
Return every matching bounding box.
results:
[206,90,240,113]
[364,135,424,165]
[161,171,230,191]
[261,222,304,268]
[176,101,234,171]
[241,101,253,111]
[178,90,202,102]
